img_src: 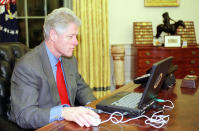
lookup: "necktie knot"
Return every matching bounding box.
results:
[56,60,61,67]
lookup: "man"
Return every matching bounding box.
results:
[162,12,170,27]
[162,12,174,30]
[8,7,99,129]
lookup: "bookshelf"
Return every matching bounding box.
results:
[133,22,153,46]
[176,21,197,45]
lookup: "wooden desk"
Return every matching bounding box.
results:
[37,80,199,131]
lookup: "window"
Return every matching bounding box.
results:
[16,0,72,48]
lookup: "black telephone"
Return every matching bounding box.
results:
[134,64,178,89]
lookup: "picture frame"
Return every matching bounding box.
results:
[144,0,180,7]
[164,36,181,47]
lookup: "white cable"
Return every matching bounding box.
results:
[100,112,124,124]
[145,110,169,128]
[100,99,174,128]
[162,100,174,110]
[100,110,169,128]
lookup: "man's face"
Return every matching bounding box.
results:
[53,22,79,58]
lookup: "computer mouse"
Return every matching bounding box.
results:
[86,115,101,126]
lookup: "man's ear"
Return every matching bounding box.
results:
[49,29,57,42]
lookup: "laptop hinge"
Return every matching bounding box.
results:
[141,100,155,111]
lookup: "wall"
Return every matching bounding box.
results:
[109,0,199,45]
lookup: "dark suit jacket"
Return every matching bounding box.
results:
[8,42,96,129]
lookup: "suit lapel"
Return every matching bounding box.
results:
[39,42,60,106]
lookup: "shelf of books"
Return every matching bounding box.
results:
[133,22,153,46]
[176,21,197,45]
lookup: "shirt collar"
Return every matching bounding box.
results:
[45,43,60,67]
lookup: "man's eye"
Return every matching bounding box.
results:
[67,35,73,38]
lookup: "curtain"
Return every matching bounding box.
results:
[73,0,110,99]
[0,0,18,42]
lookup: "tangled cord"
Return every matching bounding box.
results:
[100,99,174,128]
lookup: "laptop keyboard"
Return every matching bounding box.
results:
[111,92,142,108]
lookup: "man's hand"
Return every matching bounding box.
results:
[61,106,100,127]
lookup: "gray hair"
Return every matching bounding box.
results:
[43,7,81,39]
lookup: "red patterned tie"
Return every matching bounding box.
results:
[56,60,70,105]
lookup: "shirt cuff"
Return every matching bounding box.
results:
[49,104,70,123]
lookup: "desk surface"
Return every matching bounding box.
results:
[37,80,199,131]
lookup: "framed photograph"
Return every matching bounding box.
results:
[144,0,180,7]
[164,36,181,47]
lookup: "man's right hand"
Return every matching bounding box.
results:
[61,106,100,127]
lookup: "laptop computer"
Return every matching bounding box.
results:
[96,56,173,117]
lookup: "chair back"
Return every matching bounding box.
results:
[0,42,29,116]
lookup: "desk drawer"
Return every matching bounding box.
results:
[186,50,199,57]
[137,50,182,58]
[183,68,199,76]
[137,59,161,69]
[183,59,199,66]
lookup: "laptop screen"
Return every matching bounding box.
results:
[138,56,173,109]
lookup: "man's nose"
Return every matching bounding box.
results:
[73,37,78,46]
